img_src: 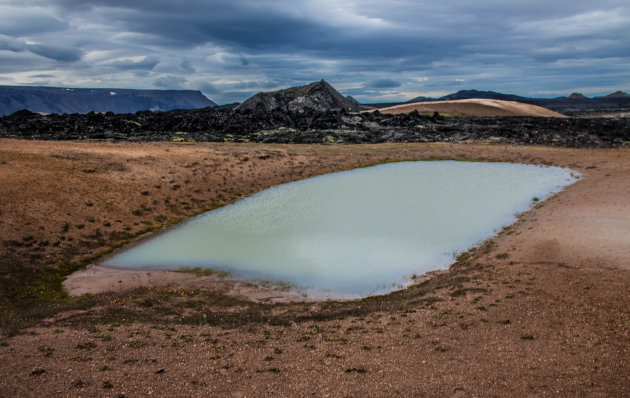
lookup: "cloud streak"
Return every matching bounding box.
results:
[0,34,83,62]
[0,0,628,103]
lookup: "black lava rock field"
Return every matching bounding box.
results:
[1,107,629,148]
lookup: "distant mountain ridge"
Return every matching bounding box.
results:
[406,89,630,103]
[604,91,630,98]
[3,83,628,117]
[439,89,526,102]
[236,80,371,113]
[405,90,525,104]
[0,85,216,116]
[401,89,630,115]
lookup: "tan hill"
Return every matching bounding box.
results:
[604,90,630,98]
[369,99,566,117]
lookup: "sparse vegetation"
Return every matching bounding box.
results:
[75,342,97,350]
[127,339,146,348]
[345,367,367,373]
[520,332,535,340]
[0,140,629,396]
[176,266,229,278]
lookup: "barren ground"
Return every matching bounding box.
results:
[0,139,629,397]
[373,99,567,117]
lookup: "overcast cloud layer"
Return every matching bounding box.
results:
[0,0,628,104]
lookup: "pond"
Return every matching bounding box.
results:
[103,161,579,297]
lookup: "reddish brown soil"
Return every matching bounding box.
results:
[0,140,629,397]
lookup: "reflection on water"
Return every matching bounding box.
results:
[104,161,578,297]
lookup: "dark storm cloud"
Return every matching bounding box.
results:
[46,0,333,50]
[0,5,68,36]
[0,34,82,62]
[0,35,24,52]
[107,56,159,71]
[0,0,628,103]
[44,0,449,61]
[26,43,83,62]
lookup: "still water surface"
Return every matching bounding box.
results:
[104,161,578,297]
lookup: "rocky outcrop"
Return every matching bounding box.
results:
[0,85,216,116]
[236,80,371,113]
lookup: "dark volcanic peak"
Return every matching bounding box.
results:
[0,85,216,116]
[236,80,370,113]
[604,90,630,98]
[569,92,588,99]
[405,95,431,103]
[405,89,526,104]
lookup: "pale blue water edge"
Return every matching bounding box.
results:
[103,161,579,298]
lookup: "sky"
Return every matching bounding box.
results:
[0,0,629,104]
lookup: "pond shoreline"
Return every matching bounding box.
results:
[1,140,629,396]
[90,160,578,298]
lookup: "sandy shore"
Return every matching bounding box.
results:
[1,139,629,396]
[64,265,309,304]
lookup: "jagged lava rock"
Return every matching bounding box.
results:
[236,80,370,113]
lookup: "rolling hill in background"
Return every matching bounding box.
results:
[0,86,216,116]
[604,91,630,98]
[400,89,630,115]
[370,99,567,118]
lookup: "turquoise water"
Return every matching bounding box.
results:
[103,161,578,297]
